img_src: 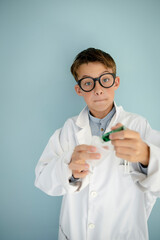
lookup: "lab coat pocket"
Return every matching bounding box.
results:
[118,161,131,175]
[59,225,69,240]
[118,164,148,193]
[118,162,146,181]
[116,164,140,196]
[118,164,133,179]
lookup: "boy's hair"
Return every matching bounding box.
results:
[71,48,116,82]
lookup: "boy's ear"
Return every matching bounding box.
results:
[75,84,83,96]
[114,76,120,90]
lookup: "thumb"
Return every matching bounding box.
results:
[111,123,123,130]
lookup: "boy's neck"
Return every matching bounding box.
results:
[89,103,114,119]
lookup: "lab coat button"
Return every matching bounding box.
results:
[90,191,97,198]
[88,223,95,229]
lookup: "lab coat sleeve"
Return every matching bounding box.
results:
[133,121,160,197]
[34,128,78,196]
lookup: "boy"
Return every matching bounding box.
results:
[35,48,160,240]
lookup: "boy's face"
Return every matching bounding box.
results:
[75,62,120,119]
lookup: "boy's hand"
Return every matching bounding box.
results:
[110,123,150,166]
[69,145,101,178]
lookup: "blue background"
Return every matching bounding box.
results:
[1,0,160,239]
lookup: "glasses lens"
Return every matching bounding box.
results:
[80,78,94,91]
[100,74,114,88]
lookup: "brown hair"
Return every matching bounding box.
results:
[70,48,116,81]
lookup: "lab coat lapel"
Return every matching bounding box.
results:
[75,106,92,145]
[76,127,92,145]
[103,102,123,133]
[75,103,123,144]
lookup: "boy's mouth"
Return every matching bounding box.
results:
[94,98,107,102]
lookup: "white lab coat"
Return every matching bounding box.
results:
[35,103,160,240]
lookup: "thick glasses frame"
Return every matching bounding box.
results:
[78,73,116,92]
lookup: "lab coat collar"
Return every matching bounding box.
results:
[76,106,90,129]
[75,102,123,145]
[76,101,123,129]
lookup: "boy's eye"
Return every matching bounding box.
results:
[102,78,109,83]
[85,81,92,86]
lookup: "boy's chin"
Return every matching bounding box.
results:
[93,103,110,110]
[90,106,110,113]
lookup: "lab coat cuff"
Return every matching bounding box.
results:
[138,143,160,194]
[138,163,148,175]
[56,150,80,193]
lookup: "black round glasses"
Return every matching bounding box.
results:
[78,73,116,92]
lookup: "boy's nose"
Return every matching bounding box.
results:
[94,81,103,95]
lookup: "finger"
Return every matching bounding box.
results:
[73,170,89,179]
[76,151,101,161]
[111,139,137,149]
[69,162,89,171]
[111,123,123,130]
[115,152,131,161]
[110,129,140,141]
[103,146,109,150]
[115,146,140,162]
[75,144,97,152]
[114,146,137,156]
[115,151,138,162]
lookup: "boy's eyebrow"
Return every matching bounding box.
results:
[81,70,110,79]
